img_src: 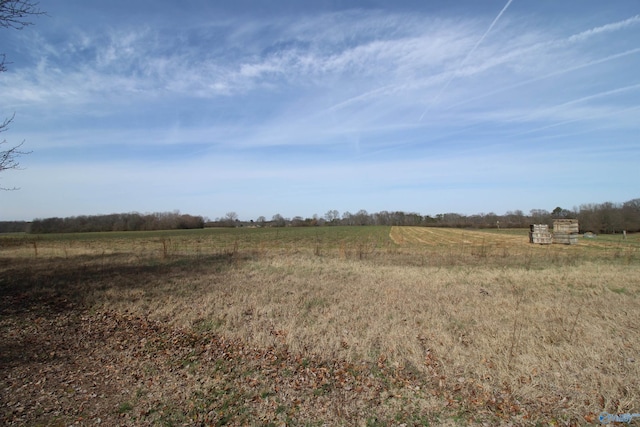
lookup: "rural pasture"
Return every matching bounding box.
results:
[1,226,639,426]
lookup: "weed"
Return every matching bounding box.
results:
[567,302,583,342]
[507,285,525,370]
[193,317,226,332]
[160,238,170,259]
[366,416,385,426]
[303,297,327,312]
[117,402,133,414]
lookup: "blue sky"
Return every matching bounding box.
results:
[1,0,639,221]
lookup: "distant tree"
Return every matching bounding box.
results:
[30,211,205,233]
[577,204,598,233]
[597,202,624,234]
[271,213,286,227]
[0,220,29,232]
[576,202,631,234]
[1,1,44,189]
[404,212,423,226]
[623,198,640,211]
[622,199,640,232]
[372,211,390,226]
[290,216,305,227]
[437,213,464,227]
[324,210,340,223]
[353,209,370,225]
[341,211,353,226]
[222,212,238,227]
[530,209,550,225]
[551,206,573,219]
[391,211,407,226]
[504,210,526,228]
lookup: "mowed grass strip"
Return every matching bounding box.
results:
[391,226,527,246]
[391,226,640,265]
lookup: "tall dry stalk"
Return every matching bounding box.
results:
[507,285,525,370]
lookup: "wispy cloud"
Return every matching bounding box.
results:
[5,10,638,146]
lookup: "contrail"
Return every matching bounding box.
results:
[328,11,636,123]
[547,83,640,109]
[434,14,640,112]
[504,83,640,136]
[568,14,640,43]
[419,0,514,120]
[445,47,640,110]
[507,104,640,138]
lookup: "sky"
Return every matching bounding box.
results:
[1,0,639,221]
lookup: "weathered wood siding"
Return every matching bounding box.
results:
[529,224,553,244]
[553,219,580,234]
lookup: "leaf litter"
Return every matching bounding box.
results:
[2,298,552,426]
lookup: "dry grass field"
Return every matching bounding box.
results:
[1,226,639,426]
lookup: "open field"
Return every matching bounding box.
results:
[2,226,640,426]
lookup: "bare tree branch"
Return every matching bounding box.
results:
[0,0,44,30]
[0,139,29,171]
[1,0,43,189]
[0,115,31,190]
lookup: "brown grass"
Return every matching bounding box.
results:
[1,226,639,425]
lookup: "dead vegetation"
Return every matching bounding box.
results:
[1,227,639,425]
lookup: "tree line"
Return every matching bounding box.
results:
[0,198,638,234]
[24,212,205,233]
[209,198,640,234]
